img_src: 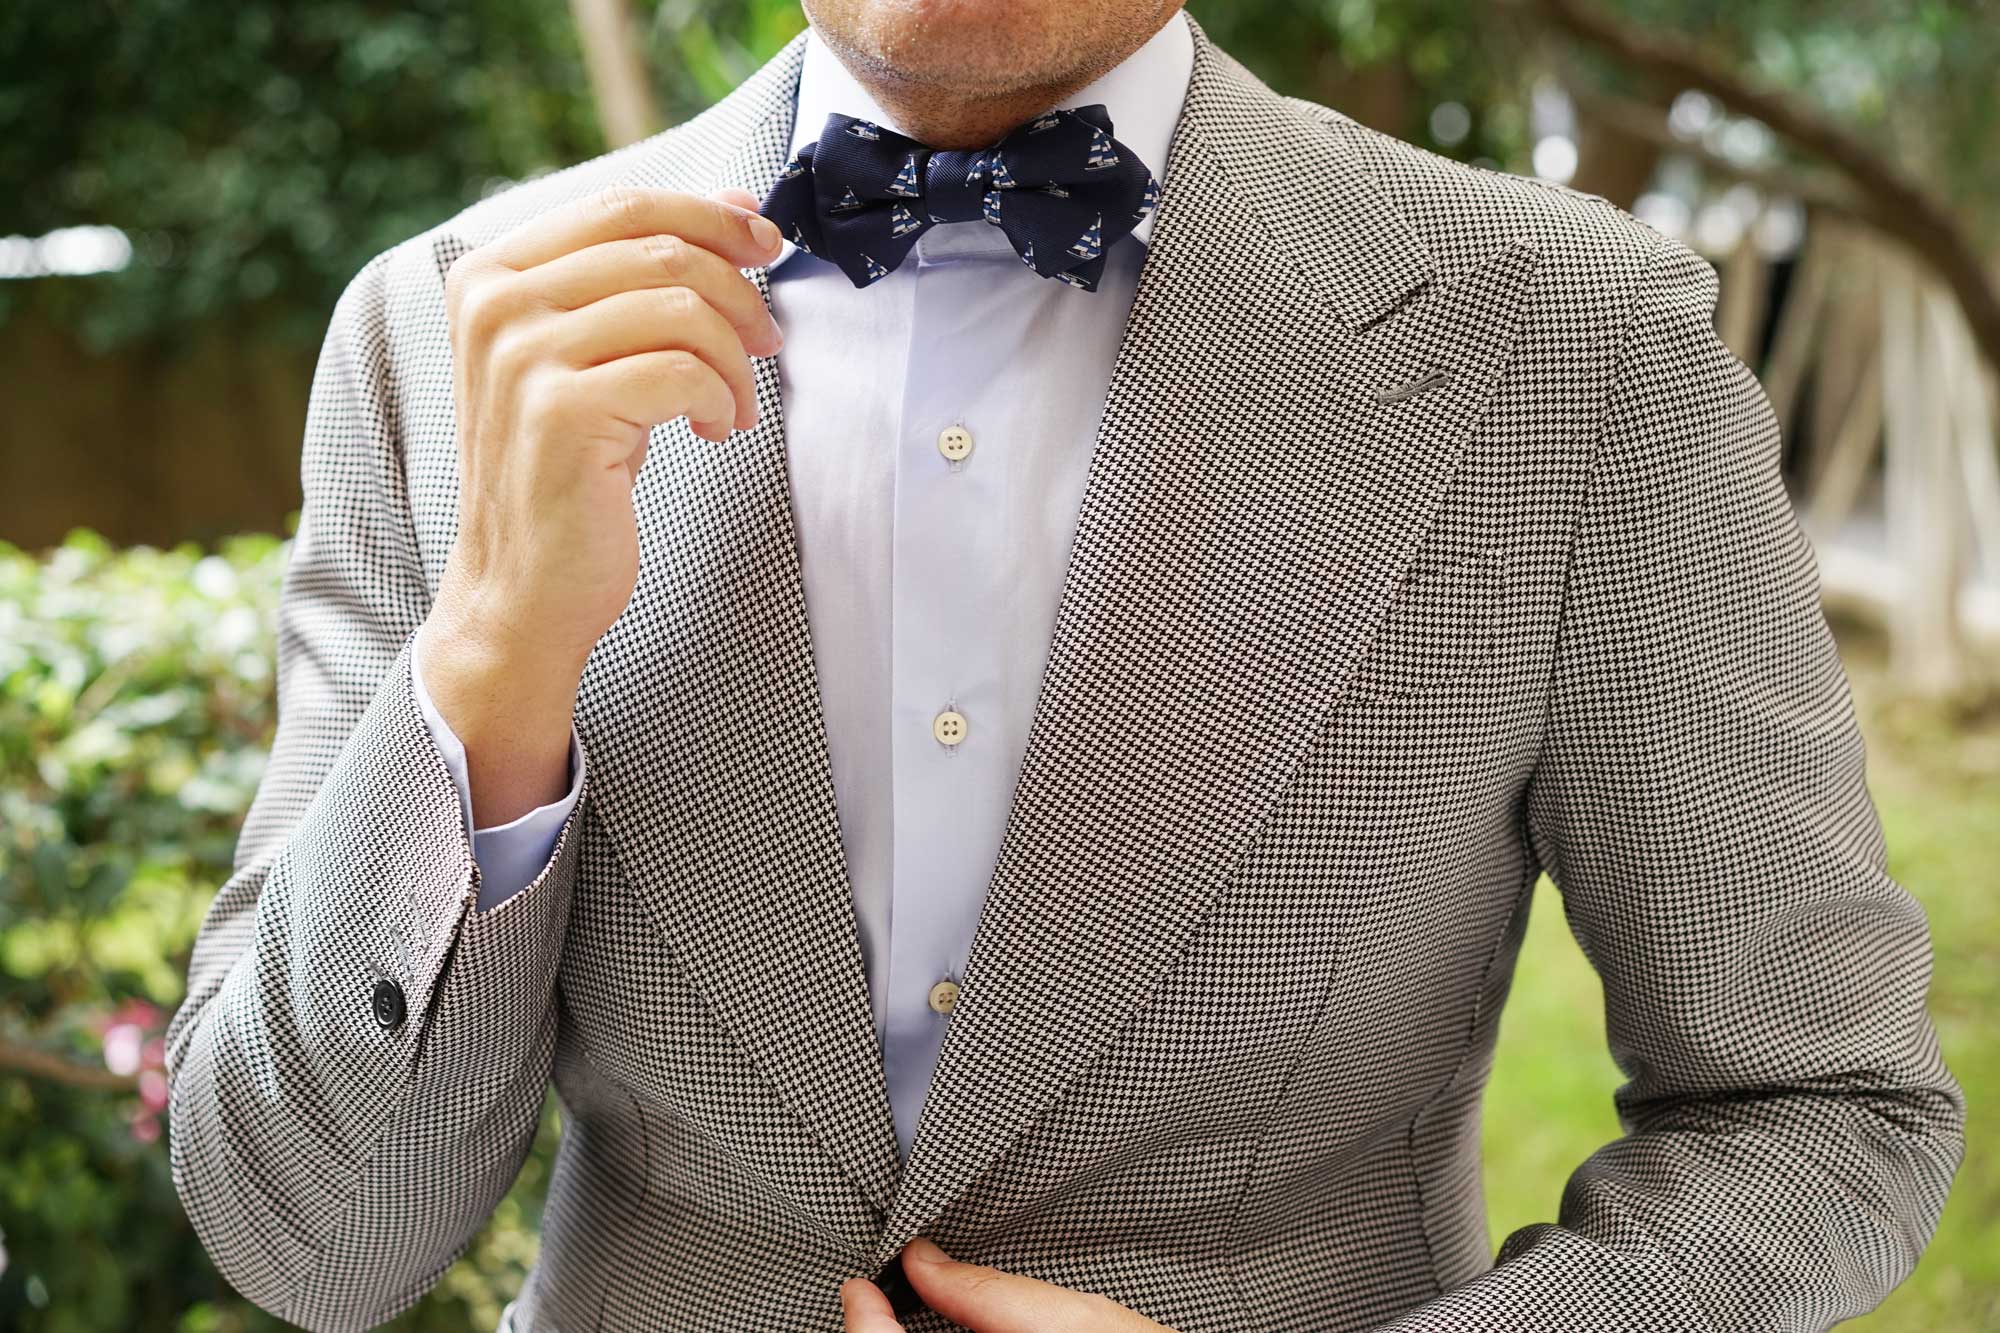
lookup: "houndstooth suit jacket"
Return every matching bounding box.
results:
[166,15,1963,1333]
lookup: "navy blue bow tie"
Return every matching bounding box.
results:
[758,105,1159,292]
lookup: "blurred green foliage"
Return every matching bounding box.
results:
[0,0,810,351]
[0,535,555,1330]
[0,534,278,1329]
[0,0,599,349]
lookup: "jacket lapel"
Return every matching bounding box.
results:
[574,31,905,1258]
[876,24,1541,1257]
[573,14,1541,1264]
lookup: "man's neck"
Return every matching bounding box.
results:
[819,68,1100,149]
[808,18,1178,149]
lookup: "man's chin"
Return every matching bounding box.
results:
[807,0,1077,93]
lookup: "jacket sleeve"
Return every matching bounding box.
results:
[1381,234,1963,1331]
[164,248,587,1332]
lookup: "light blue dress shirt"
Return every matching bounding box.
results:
[414,10,1195,1159]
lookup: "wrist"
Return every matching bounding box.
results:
[416,600,583,825]
[422,573,592,704]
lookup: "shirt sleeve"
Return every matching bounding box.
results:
[410,630,586,912]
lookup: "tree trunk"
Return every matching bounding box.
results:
[1569,112,1661,211]
[1881,259,1970,694]
[1718,217,1771,368]
[570,0,663,149]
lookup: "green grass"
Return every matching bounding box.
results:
[1481,642,1999,1330]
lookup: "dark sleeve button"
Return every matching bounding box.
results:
[371,978,407,1030]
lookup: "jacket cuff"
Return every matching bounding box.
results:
[409,630,587,911]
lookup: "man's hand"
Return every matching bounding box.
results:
[839,1237,1175,1332]
[416,184,784,825]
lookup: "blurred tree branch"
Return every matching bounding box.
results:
[1568,88,1872,226]
[1536,0,2000,378]
[0,1035,136,1092]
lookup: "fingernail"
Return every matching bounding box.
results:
[769,320,785,350]
[904,1237,948,1264]
[749,212,781,253]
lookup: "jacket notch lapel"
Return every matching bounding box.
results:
[877,22,1541,1258]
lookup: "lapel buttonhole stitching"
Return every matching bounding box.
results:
[1373,368,1455,404]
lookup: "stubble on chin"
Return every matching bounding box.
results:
[802,0,1125,106]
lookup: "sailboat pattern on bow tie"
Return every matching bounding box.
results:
[1134,177,1160,222]
[1084,125,1119,171]
[886,153,921,198]
[1067,214,1103,261]
[758,104,1152,292]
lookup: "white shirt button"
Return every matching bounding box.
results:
[937,425,974,463]
[931,708,968,746]
[928,979,961,1014]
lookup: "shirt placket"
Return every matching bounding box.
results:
[883,253,1010,1159]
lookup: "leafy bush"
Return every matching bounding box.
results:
[0,532,551,1331]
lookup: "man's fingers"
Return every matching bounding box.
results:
[839,1277,905,1333]
[899,1237,1093,1333]
[526,234,782,357]
[553,287,760,431]
[488,186,783,272]
[572,348,740,443]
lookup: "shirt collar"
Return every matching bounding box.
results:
[773,9,1193,270]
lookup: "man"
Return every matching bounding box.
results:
[165,0,1964,1329]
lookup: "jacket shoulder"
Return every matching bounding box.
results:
[1282,96,1687,293]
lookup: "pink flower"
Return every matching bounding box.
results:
[96,999,168,1079]
[103,1023,144,1078]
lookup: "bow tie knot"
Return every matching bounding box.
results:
[916,148,999,225]
[759,106,1159,292]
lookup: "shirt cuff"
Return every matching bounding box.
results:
[410,631,586,912]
